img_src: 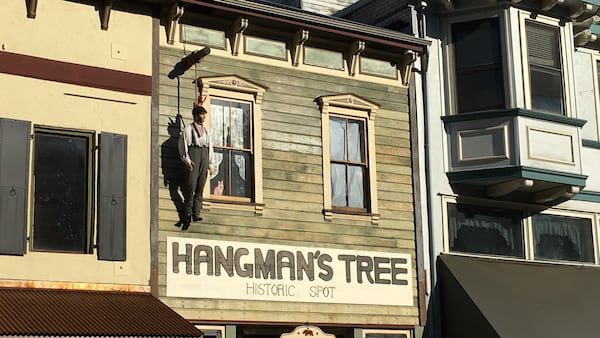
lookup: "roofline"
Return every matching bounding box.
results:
[180,0,431,53]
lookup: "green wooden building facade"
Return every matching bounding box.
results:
[153,1,429,338]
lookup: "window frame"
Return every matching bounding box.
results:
[199,75,266,216]
[526,210,597,264]
[0,117,127,260]
[445,12,509,115]
[449,15,507,113]
[519,10,575,117]
[31,126,95,254]
[318,94,379,225]
[444,202,525,258]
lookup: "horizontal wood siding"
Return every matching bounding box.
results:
[157,46,417,326]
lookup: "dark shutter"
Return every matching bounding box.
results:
[97,132,127,261]
[0,118,30,255]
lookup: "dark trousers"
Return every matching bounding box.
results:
[183,146,209,217]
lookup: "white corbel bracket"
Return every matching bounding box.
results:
[349,41,366,76]
[101,0,116,30]
[293,30,309,67]
[575,29,598,46]
[487,179,534,198]
[399,50,418,86]
[533,185,580,204]
[167,5,184,45]
[232,17,249,56]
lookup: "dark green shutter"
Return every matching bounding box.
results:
[0,118,30,255]
[97,132,127,261]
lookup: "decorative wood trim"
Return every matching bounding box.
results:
[167,5,185,44]
[293,29,309,67]
[399,50,417,87]
[101,0,116,31]
[26,0,38,18]
[232,17,249,56]
[349,40,366,76]
[0,51,151,96]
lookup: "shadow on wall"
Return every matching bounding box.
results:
[160,115,187,228]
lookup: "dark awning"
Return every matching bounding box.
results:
[438,254,600,338]
[0,287,203,337]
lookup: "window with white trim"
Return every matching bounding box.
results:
[444,198,598,264]
[532,214,595,263]
[199,76,265,215]
[520,11,573,115]
[318,94,379,224]
[447,10,574,116]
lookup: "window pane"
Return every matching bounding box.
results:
[347,119,365,163]
[456,67,505,112]
[330,117,346,160]
[211,99,251,149]
[331,163,347,206]
[447,204,524,257]
[527,22,560,68]
[452,18,505,113]
[530,66,564,114]
[211,149,252,199]
[33,132,89,253]
[347,165,365,208]
[453,19,502,68]
[533,214,594,263]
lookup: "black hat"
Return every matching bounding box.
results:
[192,105,207,115]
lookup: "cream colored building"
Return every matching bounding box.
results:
[0,1,201,336]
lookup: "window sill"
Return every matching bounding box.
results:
[323,209,380,226]
[203,199,265,216]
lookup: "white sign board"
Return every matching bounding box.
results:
[166,237,413,306]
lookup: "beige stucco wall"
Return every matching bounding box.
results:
[0,0,153,287]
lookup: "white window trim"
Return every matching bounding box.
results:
[442,195,599,265]
[318,94,380,225]
[530,209,598,264]
[199,75,266,216]
[518,10,576,117]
